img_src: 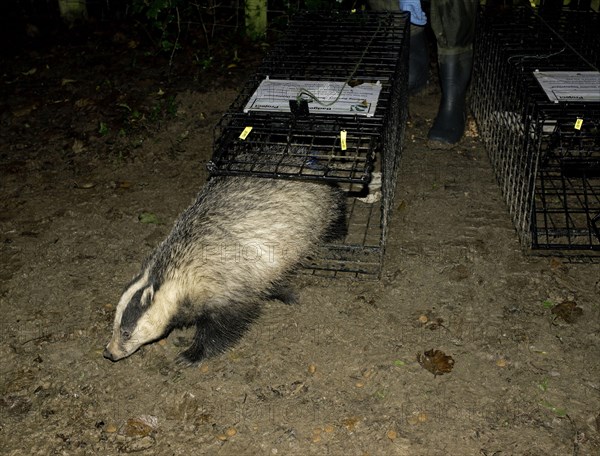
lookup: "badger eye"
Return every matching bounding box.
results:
[121,330,131,340]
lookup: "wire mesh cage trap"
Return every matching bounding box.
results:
[471,5,600,258]
[208,11,410,278]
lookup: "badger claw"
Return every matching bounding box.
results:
[176,332,208,366]
[176,351,204,367]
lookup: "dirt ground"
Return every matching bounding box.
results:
[1,21,600,456]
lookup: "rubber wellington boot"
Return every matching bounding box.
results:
[408,26,429,94]
[427,51,473,145]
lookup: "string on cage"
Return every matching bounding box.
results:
[507,47,566,67]
[531,7,599,71]
[294,15,386,107]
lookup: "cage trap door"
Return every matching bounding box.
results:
[209,113,380,185]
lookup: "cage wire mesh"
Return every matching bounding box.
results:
[471,5,600,258]
[208,10,410,278]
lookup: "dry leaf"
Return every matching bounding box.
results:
[551,301,583,323]
[342,416,360,431]
[72,139,85,154]
[417,349,455,376]
[75,98,93,109]
[12,104,37,117]
[114,180,132,189]
[550,257,568,273]
[415,312,446,331]
[122,415,158,437]
[464,118,479,138]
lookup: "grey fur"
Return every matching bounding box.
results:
[104,175,345,365]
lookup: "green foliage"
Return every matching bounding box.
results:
[149,95,178,122]
[132,0,184,54]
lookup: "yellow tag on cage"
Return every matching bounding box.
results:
[574,118,583,130]
[340,130,347,151]
[239,126,253,140]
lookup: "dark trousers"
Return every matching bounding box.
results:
[369,0,477,54]
[430,0,477,54]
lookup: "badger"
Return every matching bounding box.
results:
[103,174,345,365]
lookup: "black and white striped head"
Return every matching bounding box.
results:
[104,271,177,362]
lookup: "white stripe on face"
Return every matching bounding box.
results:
[113,270,150,333]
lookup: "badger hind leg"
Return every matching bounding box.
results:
[177,303,260,365]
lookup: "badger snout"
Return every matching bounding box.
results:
[103,340,128,362]
[103,346,118,361]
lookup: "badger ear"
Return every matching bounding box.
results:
[140,284,155,307]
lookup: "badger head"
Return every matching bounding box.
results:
[104,271,177,362]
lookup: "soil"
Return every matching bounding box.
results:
[1,20,600,456]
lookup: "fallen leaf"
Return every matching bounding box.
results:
[464,118,479,138]
[542,299,555,309]
[61,78,76,86]
[540,400,567,417]
[417,349,455,376]
[22,68,37,76]
[551,301,583,323]
[426,317,446,331]
[342,416,360,431]
[72,139,85,154]
[138,212,159,224]
[12,104,37,117]
[415,312,446,331]
[550,257,568,273]
[75,98,93,109]
[122,415,157,437]
[114,180,132,189]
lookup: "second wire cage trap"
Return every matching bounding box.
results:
[471,4,600,258]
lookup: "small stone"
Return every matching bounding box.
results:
[386,430,397,440]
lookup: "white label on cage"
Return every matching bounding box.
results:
[243,78,382,117]
[533,71,600,103]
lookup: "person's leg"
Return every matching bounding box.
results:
[369,0,430,94]
[408,24,429,94]
[428,0,477,145]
